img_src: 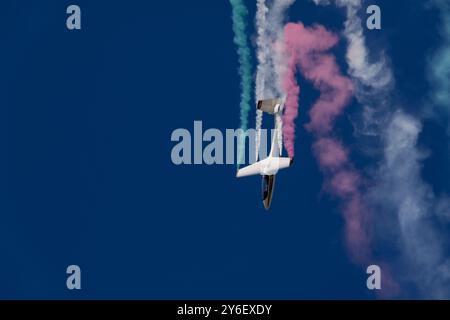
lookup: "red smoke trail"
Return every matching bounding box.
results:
[283,22,370,265]
[282,49,300,158]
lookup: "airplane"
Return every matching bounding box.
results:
[236,98,293,210]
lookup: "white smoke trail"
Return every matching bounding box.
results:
[371,111,450,298]
[255,0,270,100]
[255,0,269,160]
[268,0,296,97]
[254,0,295,159]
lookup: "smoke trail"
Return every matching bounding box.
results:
[428,0,450,119]
[370,111,450,298]
[314,0,450,298]
[229,0,253,165]
[313,0,393,142]
[255,0,268,160]
[255,0,297,97]
[310,0,400,296]
[255,0,269,101]
[281,39,300,158]
[267,0,297,97]
[282,22,374,264]
[255,0,296,159]
[374,0,450,298]
[267,0,297,158]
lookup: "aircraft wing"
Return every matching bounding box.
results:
[276,157,292,171]
[236,157,291,178]
[236,161,263,178]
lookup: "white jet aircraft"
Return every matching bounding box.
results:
[236,98,293,209]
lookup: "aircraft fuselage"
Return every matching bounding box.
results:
[262,175,276,210]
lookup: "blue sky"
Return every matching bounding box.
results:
[0,0,448,299]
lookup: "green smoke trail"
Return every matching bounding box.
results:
[429,1,450,112]
[229,0,253,167]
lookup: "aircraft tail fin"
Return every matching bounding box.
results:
[257,99,283,115]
